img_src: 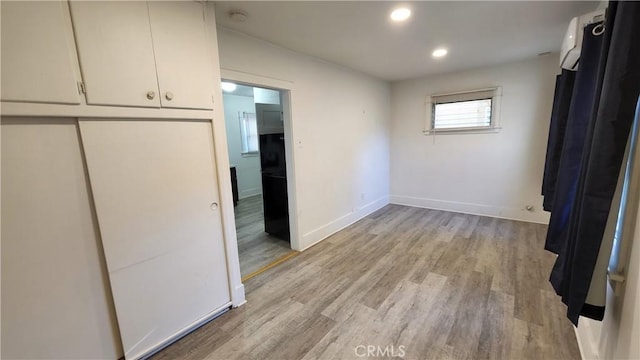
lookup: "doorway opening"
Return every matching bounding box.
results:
[221,80,296,280]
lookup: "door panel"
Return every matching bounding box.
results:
[148,2,215,110]
[1,2,81,104]
[79,120,230,359]
[69,1,160,107]
[1,118,122,359]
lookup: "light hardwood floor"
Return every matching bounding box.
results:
[153,204,580,360]
[235,195,292,277]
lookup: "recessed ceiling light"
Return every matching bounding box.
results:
[390,8,411,22]
[432,48,448,58]
[221,82,237,92]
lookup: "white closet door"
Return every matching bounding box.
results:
[78,120,230,359]
[1,118,122,359]
[148,2,215,110]
[69,1,160,107]
[0,2,81,104]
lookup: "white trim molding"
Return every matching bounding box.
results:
[424,86,503,135]
[300,196,389,251]
[389,194,549,224]
[574,320,600,360]
[220,68,302,252]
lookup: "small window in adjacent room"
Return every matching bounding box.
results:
[424,87,502,134]
[240,112,259,155]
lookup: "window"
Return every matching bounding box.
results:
[240,112,259,155]
[425,87,502,134]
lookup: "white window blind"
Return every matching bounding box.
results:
[240,112,258,154]
[434,99,492,129]
[425,87,502,134]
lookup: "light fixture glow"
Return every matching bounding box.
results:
[221,82,237,92]
[390,8,411,22]
[432,48,448,58]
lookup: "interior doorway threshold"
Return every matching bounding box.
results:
[241,250,299,282]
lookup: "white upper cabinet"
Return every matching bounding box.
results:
[1,1,81,104]
[69,1,161,108]
[69,1,214,110]
[149,2,215,110]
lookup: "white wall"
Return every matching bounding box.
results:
[574,109,640,360]
[223,93,262,199]
[576,210,640,360]
[603,208,640,359]
[389,55,558,223]
[217,28,391,250]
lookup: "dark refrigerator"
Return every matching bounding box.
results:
[259,133,290,241]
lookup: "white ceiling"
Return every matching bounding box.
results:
[214,1,598,81]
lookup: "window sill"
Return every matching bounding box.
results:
[423,126,502,135]
[241,152,259,158]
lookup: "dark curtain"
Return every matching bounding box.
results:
[543,1,640,325]
[542,70,576,213]
[544,21,609,255]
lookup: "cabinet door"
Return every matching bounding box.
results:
[69,1,160,107]
[148,2,215,110]
[0,1,81,104]
[1,118,122,359]
[79,120,231,359]
[256,103,285,134]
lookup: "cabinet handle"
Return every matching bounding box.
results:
[210,202,219,210]
[165,92,174,101]
[146,91,156,100]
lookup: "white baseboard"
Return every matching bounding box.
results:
[231,283,246,308]
[389,195,549,224]
[574,318,600,360]
[239,188,261,199]
[138,302,231,360]
[300,196,389,251]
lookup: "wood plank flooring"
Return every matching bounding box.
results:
[152,204,580,360]
[235,195,292,277]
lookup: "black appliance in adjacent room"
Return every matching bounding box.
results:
[259,133,290,241]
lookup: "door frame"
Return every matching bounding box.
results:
[219,69,301,248]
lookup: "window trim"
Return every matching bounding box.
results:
[423,87,502,135]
